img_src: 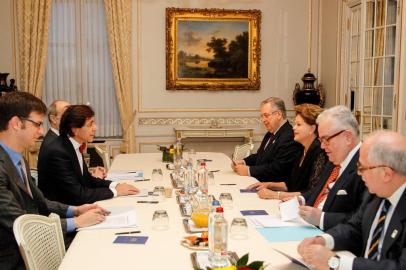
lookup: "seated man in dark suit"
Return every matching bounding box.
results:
[298,130,406,270]
[298,105,366,230]
[38,105,139,205]
[39,100,106,178]
[0,92,108,270]
[232,97,303,182]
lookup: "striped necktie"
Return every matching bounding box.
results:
[367,199,391,260]
[17,160,27,185]
[313,165,341,208]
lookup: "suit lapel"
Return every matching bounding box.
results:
[323,151,359,210]
[381,191,406,257]
[308,163,334,205]
[61,137,83,177]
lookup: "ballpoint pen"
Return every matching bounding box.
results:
[210,170,220,173]
[220,183,236,186]
[137,201,159,203]
[115,230,141,235]
[135,178,150,182]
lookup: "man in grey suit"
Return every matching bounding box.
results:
[0,92,108,270]
[298,130,406,270]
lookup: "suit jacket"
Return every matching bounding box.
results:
[38,129,58,158]
[327,191,406,270]
[244,121,303,182]
[0,145,69,270]
[303,150,366,230]
[38,135,113,205]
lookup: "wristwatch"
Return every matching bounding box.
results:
[328,255,340,270]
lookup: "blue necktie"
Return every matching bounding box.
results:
[17,160,27,185]
[368,199,391,260]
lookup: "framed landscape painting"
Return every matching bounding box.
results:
[166,8,261,90]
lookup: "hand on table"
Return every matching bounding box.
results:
[232,164,249,176]
[116,183,139,196]
[74,204,110,216]
[257,188,279,199]
[299,205,322,226]
[246,182,269,191]
[298,242,334,270]
[74,208,108,228]
[92,166,107,179]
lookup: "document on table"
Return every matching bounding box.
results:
[273,248,311,269]
[106,170,144,181]
[247,215,313,228]
[78,206,138,231]
[279,198,300,221]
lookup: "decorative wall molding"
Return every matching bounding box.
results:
[138,117,261,126]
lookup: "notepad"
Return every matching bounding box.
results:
[106,170,144,181]
[114,236,148,244]
[257,227,322,242]
[78,206,138,231]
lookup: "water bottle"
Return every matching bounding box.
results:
[174,138,183,161]
[209,207,228,267]
[197,162,208,194]
[184,163,196,196]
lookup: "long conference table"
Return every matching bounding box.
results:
[59,152,306,269]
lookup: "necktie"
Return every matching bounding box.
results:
[17,160,27,185]
[313,165,341,208]
[367,199,391,260]
[263,133,275,150]
[79,143,86,154]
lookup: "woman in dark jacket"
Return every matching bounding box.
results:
[247,103,327,200]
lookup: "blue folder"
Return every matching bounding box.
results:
[257,226,322,243]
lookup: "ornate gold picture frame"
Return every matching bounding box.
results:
[166,8,261,90]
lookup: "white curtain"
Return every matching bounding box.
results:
[43,0,122,137]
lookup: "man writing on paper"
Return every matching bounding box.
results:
[38,105,139,205]
[298,106,366,230]
[298,130,406,270]
[38,100,107,179]
[232,97,302,182]
[0,92,108,270]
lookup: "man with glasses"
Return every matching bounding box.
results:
[232,97,302,181]
[298,130,406,270]
[0,92,109,270]
[38,105,139,205]
[298,105,366,230]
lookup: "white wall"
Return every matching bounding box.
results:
[133,0,316,153]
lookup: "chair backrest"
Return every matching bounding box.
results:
[95,145,110,169]
[13,213,66,270]
[233,143,253,161]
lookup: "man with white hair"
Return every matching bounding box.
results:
[298,130,406,270]
[298,105,366,230]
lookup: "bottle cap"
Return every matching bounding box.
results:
[212,200,220,206]
[215,207,224,213]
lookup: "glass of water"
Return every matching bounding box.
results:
[152,210,169,230]
[151,168,163,181]
[230,217,248,240]
[219,193,233,210]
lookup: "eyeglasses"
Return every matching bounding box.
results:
[21,118,43,128]
[260,110,279,119]
[357,161,388,174]
[318,130,346,145]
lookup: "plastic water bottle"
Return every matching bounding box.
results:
[208,200,221,260]
[209,207,228,267]
[174,138,183,161]
[197,162,208,194]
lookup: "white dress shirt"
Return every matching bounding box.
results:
[68,137,118,197]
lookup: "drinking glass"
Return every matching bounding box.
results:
[83,153,91,168]
[151,168,163,181]
[186,149,197,168]
[152,210,169,230]
[219,193,233,210]
[230,217,248,240]
[153,186,165,201]
[164,186,173,198]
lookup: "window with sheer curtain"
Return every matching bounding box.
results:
[43,0,122,138]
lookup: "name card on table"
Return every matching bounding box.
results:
[114,236,148,244]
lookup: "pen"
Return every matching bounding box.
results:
[135,178,150,182]
[220,184,236,186]
[210,170,220,173]
[115,230,141,235]
[137,201,159,203]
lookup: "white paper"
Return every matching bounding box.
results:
[279,198,300,221]
[247,215,313,228]
[78,206,138,230]
[106,170,144,181]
